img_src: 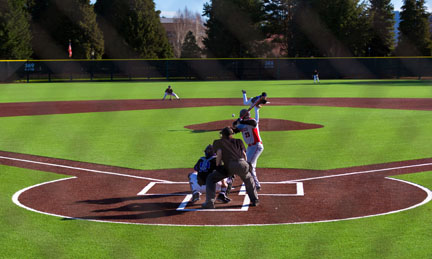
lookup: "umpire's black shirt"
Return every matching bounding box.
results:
[212,138,246,171]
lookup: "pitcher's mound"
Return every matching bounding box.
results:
[185,119,323,132]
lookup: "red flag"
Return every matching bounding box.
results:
[68,41,72,58]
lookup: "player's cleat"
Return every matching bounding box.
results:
[191,192,200,203]
[255,179,261,192]
[201,201,215,209]
[250,199,259,207]
[227,182,233,195]
[255,180,261,192]
[217,193,231,203]
[226,176,234,194]
[242,90,246,94]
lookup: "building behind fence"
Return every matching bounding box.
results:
[1,57,431,82]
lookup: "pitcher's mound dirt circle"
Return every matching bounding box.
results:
[185,119,323,132]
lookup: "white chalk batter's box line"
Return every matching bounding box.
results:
[137,181,304,212]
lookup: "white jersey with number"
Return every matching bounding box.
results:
[236,118,262,145]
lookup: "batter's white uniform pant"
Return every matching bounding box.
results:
[163,92,179,99]
[188,172,222,194]
[313,75,319,83]
[246,142,264,188]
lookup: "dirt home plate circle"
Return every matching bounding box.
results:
[2,98,432,226]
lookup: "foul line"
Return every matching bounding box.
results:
[287,162,432,183]
[3,153,432,185]
[0,155,170,183]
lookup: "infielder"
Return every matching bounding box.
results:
[162,85,180,100]
[188,145,231,203]
[232,109,264,190]
[241,90,269,120]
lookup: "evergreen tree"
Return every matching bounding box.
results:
[203,0,269,58]
[263,0,294,57]
[367,0,395,56]
[180,31,202,58]
[303,0,370,57]
[0,0,32,59]
[395,0,432,56]
[29,0,104,59]
[264,0,370,57]
[95,0,173,59]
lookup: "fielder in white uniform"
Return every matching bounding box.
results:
[241,90,268,120]
[232,109,264,190]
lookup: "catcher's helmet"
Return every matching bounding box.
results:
[240,109,250,118]
[204,144,214,157]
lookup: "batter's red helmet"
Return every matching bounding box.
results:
[240,109,250,118]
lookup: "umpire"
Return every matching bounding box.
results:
[202,127,259,209]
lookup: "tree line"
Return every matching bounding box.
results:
[0,0,431,59]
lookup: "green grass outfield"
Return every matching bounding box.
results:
[1,79,432,258]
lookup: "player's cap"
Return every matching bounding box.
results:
[261,92,267,97]
[220,127,234,137]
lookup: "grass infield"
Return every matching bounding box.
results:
[1,79,432,258]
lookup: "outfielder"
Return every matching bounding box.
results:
[241,90,269,120]
[313,69,320,84]
[188,145,231,203]
[162,85,180,100]
[232,109,264,190]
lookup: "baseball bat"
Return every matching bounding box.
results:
[239,99,260,120]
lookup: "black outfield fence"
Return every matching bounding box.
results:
[1,57,432,82]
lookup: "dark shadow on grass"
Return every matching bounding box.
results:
[189,129,218,133]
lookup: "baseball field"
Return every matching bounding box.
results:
[1,79,432,258]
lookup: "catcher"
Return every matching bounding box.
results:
[188,144,232,203]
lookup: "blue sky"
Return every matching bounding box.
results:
[154,0,208,17]
[90,1,428,18]
[153,0,429,17]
